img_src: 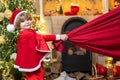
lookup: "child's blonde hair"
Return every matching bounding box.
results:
[15,12,32,30]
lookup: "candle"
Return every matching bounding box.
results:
[40,0,43,17]
[39,0,44,23]
[102,0,109,13]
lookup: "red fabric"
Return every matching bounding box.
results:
[71,6,79,14]
[43,34,56,41]
[36,34,57,52]
[9,9,22,24]
[26,63,44,80]
[53,40,65,52]
[116,66,120,75]
[14,29,56,72]
[36,34,50,52]
[64,5,79,15]
[53,7,120,59]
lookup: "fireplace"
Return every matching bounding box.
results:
[61,17,92,74]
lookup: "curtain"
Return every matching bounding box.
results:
[53,7,120,59]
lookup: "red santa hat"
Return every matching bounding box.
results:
[7,9,26,32]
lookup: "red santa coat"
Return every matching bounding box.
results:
[14,29,56,72]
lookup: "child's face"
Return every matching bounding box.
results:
[20,19,31,30]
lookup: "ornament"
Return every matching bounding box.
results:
[1,0,7,3]
[10,53,17,60]
[59,5,63,15]
[0,2,6,12]
[96,63,107,76]
[64,3,79,16]
[0,35,5,44]
[105,57,114,77]
[0,13,4,21]
[4,9,12,19]
[43,57,51,68]
[115,61,120,76]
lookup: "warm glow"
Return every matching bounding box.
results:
[40,16,45,23]
[106,57,113,61]
[39,0,47,35]
[0,35,5,44]
[38,21,47,35]
[38,30,47,35]
[105,57,113,68]
[43,0,103,15]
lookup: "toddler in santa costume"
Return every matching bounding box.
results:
[7,9,68,80]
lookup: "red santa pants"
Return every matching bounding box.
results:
[25,65,44,80]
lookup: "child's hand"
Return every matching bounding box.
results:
[60,34,68,41]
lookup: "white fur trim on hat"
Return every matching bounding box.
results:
[7,11,26,32]
[14,11,26,25]
[7,24,15,32]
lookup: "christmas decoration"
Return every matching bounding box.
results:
[96,63,107,76]
[0,35,5,44]
[105,57,114,77]
[64,3,79,16]
[114,61,120,77]
[114,0,120,8]
[59,5,63,15]
[7,9,26,32]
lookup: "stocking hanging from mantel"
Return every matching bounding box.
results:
[53,7,120,59]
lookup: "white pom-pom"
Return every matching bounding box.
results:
[7,24,15,32]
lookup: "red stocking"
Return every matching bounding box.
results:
[65,4,79,15]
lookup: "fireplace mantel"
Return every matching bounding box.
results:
[47,15,101,34]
